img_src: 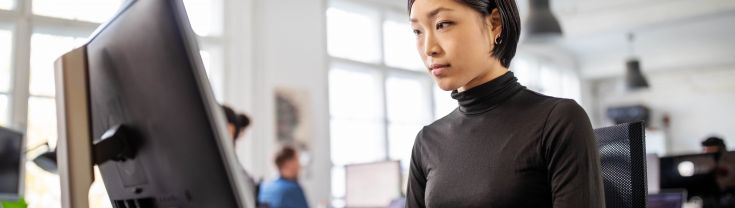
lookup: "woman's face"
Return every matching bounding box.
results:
[227,123,237,140]
[410,0,502,91]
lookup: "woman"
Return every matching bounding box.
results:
[406,0,604,207]
[222,105,251,140]
[222,105,263,207]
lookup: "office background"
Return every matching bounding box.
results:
[0,0,733,207]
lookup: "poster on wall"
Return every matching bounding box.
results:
[274,87,313,177]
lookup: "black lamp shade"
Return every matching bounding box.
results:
[525,0,563,37]
[32,151,57,173]
[625,59,649,90]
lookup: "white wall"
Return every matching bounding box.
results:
[224,0,332,207]
[589,65,735,155]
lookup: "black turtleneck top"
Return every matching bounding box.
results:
[406,71,604,208]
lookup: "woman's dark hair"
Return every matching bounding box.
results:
[275,146,297,169]
[408,0,521,68]
[222,105,251,139]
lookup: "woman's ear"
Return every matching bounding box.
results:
[488,8,503,41]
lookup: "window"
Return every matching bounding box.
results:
[185,0,225,101]
[0,0,13,10]
[512,55,582,102]
[386,76,432,167]
[1,0,227,207]
[198,45,225,101]
[33,0,124,23]
[0,29,10,93]
[326,1,449,205]
[326,3,381,64]
[433,86,456,118]
[382,15,423,71]
[23,97,62,208]
[26,33,85,146]
[183,0,222,37]
[0,95,8,127]
[0,29,11,126]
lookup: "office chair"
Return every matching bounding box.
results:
[594,121,647,208]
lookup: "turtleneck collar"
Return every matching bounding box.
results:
[450,71,525,115]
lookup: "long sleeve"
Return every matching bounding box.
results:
[406,129,427,208]
[542,99,605,208]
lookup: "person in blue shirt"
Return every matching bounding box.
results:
[258,146,309,208]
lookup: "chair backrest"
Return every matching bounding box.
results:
[594,121,647,208]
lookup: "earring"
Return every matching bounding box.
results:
[494,34,502,45]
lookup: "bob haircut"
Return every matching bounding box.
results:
[408,0,521,68]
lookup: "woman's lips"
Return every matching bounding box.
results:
[430,64,450,76]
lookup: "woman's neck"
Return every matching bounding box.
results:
[458,63,509,92]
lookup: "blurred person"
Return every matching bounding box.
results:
[258,146,308,208]
[222,105,261,207]
[222,105,251,141]
[703,136,727,156]
[406,0,604,207]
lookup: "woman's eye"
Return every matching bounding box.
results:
[413,29,422,36]
[436,22,452,30]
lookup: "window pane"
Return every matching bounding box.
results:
[433,86,456,119]
[330,118,385,166]
[383,19,423,71]
[388,123,422,169]
[24,160,61,208]
[33,0,123,23]
[183,0,220,36]
[24,96,61,208]
[386,76,431,123]
[26,97,57,149]
[0,0,13,10]
[199,49,223,102]
[0,29,11,92]
[0,94,8,127]
[30,34,86,97]
[327,4,380,63]
[328,66,382,119]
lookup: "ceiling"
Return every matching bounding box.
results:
[547,0,735,78]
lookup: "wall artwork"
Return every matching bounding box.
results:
[274,87,313,177]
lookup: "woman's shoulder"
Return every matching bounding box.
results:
[537,97,594,142]
[421,108,461,135]
[517,88,587,115]
[546,98,589,123]
[513,88,590,126]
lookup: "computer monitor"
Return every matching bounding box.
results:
[660,153,719,199]
[54,0,254,207]
[647,189,686,208]
[0,127,24,201]
[345,161,402,208]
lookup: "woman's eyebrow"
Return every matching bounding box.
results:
[410,7,453,23]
